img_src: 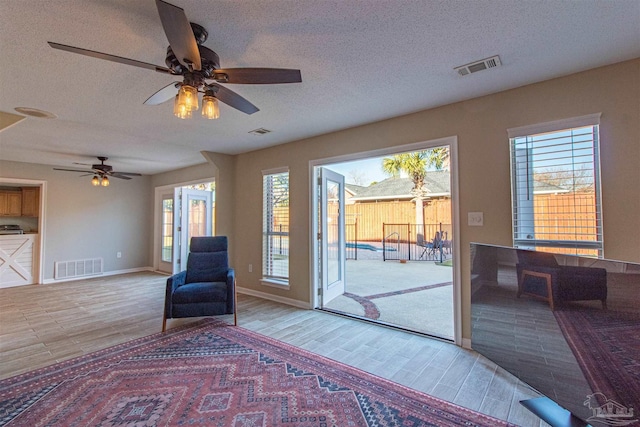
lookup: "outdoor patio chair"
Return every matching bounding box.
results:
[162,236,236,331]
[442,231,452,254]
[430,232,443,258]
[416,233,432,259]
[417,232,443,259]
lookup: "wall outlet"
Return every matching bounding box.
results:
[248,264,253,273]
[116,251,122,258]
[468,212,484,226]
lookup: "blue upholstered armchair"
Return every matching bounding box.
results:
[162,236,236,331]
[515,249,607,310]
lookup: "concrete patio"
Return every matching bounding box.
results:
[323,255,455,340]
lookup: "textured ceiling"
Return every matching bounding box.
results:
[1,0,639,175]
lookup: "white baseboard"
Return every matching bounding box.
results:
[42,266,154,284]
[461,337,472,350]
[237,286,312,309]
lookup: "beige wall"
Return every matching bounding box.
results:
[229,58,640,340]
[0,160,153,280]
[3,59,637,341]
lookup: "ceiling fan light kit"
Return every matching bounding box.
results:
[54,157,141,186]
[47,0,301,121]
[91,175,110,187]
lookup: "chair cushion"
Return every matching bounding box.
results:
[172,282,228,304]
[517,250,559,267]
[185,252,228,283]
[190,236,227,253]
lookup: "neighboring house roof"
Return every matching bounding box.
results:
[345,173,568,201]
[533,180,571,194]
[347,171,450,201]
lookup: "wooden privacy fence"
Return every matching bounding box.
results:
[530,192,600,257]
[532,192,598,241]
[345,199,451,242]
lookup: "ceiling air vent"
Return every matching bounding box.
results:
[454,55,501,76]
[249,128,272,136]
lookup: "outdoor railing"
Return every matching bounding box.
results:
[381,223,452,262]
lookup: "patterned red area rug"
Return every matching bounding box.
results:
[554,308,640,410]
[0,319,511,426]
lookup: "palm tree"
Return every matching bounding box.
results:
[381,147,450,234]
[382,151,430,231]
[425,147,449,171]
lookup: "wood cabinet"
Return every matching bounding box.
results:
[0,234,36,287]
[21,187,40,217]
[0,191,22,216]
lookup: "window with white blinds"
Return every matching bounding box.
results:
[509,114,603,257]
[262,169,289,281]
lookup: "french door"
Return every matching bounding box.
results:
[319,167,346,304]
[158,187,213,274]
[176,188,213,272]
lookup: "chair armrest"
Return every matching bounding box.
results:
[517,264,561,275]
[165,271,187,318]
[167,270,187,292]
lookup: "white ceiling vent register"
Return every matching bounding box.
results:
[55,258,103,280]
[454,55,502,76]
[249,128,272,136]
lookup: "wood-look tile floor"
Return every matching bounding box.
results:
[0,271,547,426]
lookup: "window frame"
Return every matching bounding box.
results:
[261,167,290,287]
[508,113,603,257]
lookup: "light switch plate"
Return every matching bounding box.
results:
[468,212,484,226]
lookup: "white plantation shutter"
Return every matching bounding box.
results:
[262,168,289,280]
[509,114,603,257]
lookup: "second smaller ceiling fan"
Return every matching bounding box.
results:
[54,157,142,186]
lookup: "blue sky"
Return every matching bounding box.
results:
[324,157,390,186]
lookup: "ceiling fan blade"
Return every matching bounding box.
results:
[53,168,93,173]
[48,42,173,74]
[144,82,180,105]
[113,172,142,176]
[209,84,259,115]
[213,68,302,84]
[109,173,134,180]
[155,0,201,71]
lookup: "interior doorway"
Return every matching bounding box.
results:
[156,181,215,274]
[311,139,459,342]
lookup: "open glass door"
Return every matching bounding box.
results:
[156,182,215,274]
[177,188,213,271]
[319,167,346,304]
[158,192,174,274]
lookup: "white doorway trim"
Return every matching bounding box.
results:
[0,178,47,285]
[309,136,462,345]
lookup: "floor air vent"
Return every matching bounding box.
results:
[454,55,501,76]
[55,258,103,280]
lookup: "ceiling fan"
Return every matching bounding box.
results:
[54,157,142,186]
[47,0,302,118]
